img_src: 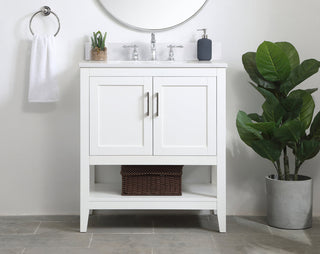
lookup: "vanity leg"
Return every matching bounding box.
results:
[80,161,90,232]
[217,159,226,232]
[80,162,90,232]
[80,209,89,233]
[80,68,90,233]
[217,209,226,233]
[217,160,226,232]
[216,68,226,233]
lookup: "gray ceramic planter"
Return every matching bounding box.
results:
[266,175,313,229]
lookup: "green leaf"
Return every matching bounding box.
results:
[289,90,315,129]
[237,111,281,162]
[256,41,291,82]
[281,96,303,121]
[92,32,98,48]
[305,88,318,94]
[91,37,94,48]
[250,140,282,162]
[236,111,262,147]
[248,113,263,122]
[247,122,275,134]
[275,42,300,69]
[280,59,320,95]
[99,36,102,48]
[242,52,277,89]
[249,83,279,105]
[273,119,305,143]
[310,111,320,139]
[102,32,107,49]
[262,101,284,124]
[92,31,105,50]
[296,139,320,162]
[249,83,285,123]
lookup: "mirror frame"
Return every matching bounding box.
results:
[98,0,209,32]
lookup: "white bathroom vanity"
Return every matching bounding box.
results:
[79,61,227,232]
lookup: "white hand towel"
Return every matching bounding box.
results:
[28,35,59,102]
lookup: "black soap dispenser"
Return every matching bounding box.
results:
[197,29,212,61]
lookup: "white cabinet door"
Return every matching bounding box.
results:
[153,77,216,155]
[90,77,152,155]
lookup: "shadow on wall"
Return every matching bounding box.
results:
[226,140,272,215]
[226,68,272,215]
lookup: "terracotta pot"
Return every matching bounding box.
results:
[91,48,107,61]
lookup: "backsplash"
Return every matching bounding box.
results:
[89,42,222,61]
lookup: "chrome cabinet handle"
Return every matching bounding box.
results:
[146,92,150,116]
[156,92,159,117]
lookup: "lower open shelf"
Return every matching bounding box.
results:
[88,183,217,210]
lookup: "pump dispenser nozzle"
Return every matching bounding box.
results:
[197,28,208,39]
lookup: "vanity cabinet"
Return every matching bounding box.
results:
[90,76,216,156]
[154,77,216,156]
[80,61,227,233]
[90,77,153,156]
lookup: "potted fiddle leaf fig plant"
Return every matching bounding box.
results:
[91,31,107,61]
[237,41,320,229]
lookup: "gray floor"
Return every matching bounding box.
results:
[0,215,319,254]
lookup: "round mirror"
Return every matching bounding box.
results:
[99,0,208,31]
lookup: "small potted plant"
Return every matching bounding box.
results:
[237,41,320,229]
[91,31,107,61]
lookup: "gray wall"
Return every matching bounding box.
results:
[0,0,320,215]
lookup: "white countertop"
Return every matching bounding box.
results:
[79,60,228,68]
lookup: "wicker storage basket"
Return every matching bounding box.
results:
[121,165,183,196]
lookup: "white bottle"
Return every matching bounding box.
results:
[84,42,91,61]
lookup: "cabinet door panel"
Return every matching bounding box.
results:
[90,77,152,155]
[153,77,216,155]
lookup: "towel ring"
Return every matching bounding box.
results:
[29,6,60,37]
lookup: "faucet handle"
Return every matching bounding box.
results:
[167,45,184,61]
[123,45,139,61]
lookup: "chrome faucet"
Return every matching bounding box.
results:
[167,45,184,61]
[123,45,139,61]
[151,33,156,61]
